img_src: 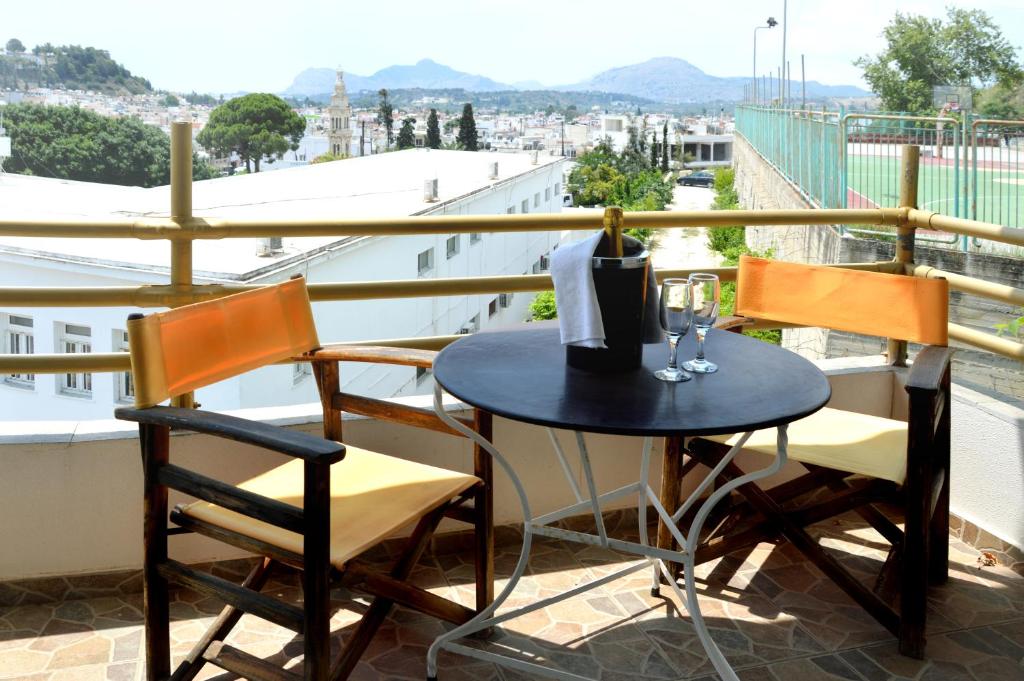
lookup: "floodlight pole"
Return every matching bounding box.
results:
[781,0,788,108]
[752,17,777,105]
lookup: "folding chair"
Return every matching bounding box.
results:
[116,277,486,681]
[658,255,952,659]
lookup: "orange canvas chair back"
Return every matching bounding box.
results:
[127,277,320,408]
[735,256,948,346]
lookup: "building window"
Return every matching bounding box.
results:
[488,298,498,318]
[545,187,551,202]
[293,361,312,384]
[113,329,134,402]
[521,199,529,213]
[534,193,540,208]
[416,366,432,385]
[532,262,541,274]
[470,233,482,244]
[507,206,515,214]
[446,235,460,259]
[3,314,34,388]
[58,323,92,398]
[417,247,434,275]
[554,182,561,196]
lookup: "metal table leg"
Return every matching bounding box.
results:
[426,383,790,681]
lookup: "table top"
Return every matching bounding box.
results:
[433,324,831,437]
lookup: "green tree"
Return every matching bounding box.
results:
[6,38,25,54]
[650,131,659,169]
[311,151,346,164]
[396,117,416,149]
[457,103,478,151]
[855,8,1023,114]
[196,93,305,173]
[377,89,394,149]
[163,93,180,107]
[529,291,558,320]
[426,108,441,148]
[2,103,212,187]
[977,83,1024,119]
[661,121,670,172]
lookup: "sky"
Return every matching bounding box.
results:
[4,0,1024,95]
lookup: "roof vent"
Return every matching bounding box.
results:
[424,178,439,202]
[489,161,499,180]
[256,237,283,257]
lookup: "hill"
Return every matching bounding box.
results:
[564,57,870,103]
[0,44,151,95]
[299,87,666,115]
[284,59,510,96]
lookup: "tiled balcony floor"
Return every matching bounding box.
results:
[1,512,1022,681]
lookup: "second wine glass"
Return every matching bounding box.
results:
[654,278,693,382]
[682,273,720,374]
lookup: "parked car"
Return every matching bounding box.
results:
[678,170,715,187]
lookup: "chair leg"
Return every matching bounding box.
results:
[304,461,333,681]
[141,424,171,681]
[473,409,494,612]
[899,452,931,658]
[928,396,952,586]
[655,435,685,589]
[331,504,450,681]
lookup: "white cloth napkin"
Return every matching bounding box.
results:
[551,231,607,348]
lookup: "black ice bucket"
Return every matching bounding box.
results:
[566,251,650,373]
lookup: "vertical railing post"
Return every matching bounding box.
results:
[890,144,920,367]
[169,121,196,408]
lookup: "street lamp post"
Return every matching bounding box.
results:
[753,17,778,105]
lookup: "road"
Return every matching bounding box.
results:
[648,185,721,270]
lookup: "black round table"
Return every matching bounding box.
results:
[427,323,832,681]
[433,324,831,437]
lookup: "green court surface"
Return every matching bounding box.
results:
[846,155,1024,228]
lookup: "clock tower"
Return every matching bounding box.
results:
[327,70,352,157]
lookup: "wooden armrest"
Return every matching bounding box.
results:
[906,345,954,393]
[114,406,346,464]
[303,344,437,368]
[715,315,754,332]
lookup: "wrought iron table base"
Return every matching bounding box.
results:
[427,384,790,681]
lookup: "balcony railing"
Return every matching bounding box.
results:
[0,123,1022,387]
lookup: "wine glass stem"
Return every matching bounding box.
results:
[667,335,680,369]
[695,327,707,361]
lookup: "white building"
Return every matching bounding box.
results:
[0,149,568,421]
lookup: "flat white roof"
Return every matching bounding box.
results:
[0,149,564,280]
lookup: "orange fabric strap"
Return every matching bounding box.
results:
[128,278,320,407]
[735,256,948,346]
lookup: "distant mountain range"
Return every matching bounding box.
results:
[283,57,871,104]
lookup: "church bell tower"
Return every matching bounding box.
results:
[327,70,352,157]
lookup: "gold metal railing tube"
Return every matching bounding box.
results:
[908,264,1024,307]
[169,121,196,409]
[907,209,1024,248]
[949,323,1024,361]
[888,145,920,367]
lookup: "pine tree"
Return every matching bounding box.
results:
[456,103,478,151]
[661,121,670,172]
[396,117,416,149]
[650,132,659,169]
[377,89,394,149]
[426,108,441,149]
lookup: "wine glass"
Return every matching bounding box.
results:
[682,273,720,374]
[654,278,693,382]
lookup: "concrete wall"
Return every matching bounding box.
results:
[2,360,1019,583]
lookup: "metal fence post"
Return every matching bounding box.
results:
[889,145,920,367]
[169,121,196,408]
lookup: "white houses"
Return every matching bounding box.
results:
[0,149,568,421]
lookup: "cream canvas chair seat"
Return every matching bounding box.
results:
[706,407,909,484]
[182,446,478,569]
[657,256,952,660]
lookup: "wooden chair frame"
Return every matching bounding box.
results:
[117,351,493,681]
[657,334,953,659]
